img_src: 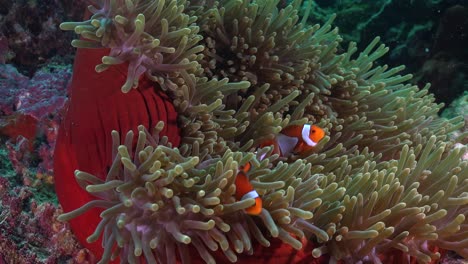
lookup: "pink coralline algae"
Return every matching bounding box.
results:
[0,63,70,179]
[0,60,95,263]
[0,63,70,119]
[0,176,93,263]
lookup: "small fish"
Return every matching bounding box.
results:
[234,162,263,215]
[259,124,325,157]
[234,124,324,215]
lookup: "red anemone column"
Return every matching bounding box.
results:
[53,46,180,260]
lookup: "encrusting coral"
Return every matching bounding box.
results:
[56,0,468,263]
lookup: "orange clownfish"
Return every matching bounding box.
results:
[234,162,263,215]
[260,124,325,157]
[234,124,324,215]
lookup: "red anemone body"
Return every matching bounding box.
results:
[53,47,181,260]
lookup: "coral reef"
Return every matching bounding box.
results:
[0,63,80,263]
[0,63,70,179]
[0,0,86,75]
[55,0,468,263]
[0,63,69,121]
[0,169,89,263]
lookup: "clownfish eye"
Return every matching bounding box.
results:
[311,129,316,133]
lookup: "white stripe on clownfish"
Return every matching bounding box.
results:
[242,190,259,200]
[301,124,318,147]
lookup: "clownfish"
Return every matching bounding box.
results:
[259,124,325,157]
[234,162,262,215]
[234,124,325,215]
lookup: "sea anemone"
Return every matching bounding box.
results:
[56,0,467,263]
[59,122,327,263]
[60,0,203,93]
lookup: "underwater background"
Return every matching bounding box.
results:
[0,0,466,263]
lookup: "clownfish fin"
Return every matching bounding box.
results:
[277,133,298,156]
